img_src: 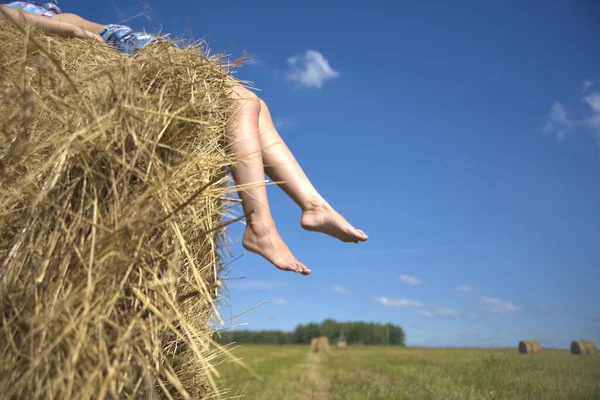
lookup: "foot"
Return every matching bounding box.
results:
[242,219,311,275]
[301,202,368,243]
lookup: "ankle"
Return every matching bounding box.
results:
[246,215,275,235]
[302,197,328,212]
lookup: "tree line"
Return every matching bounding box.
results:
[214,319,405,345]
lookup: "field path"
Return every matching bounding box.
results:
[294,353,331,400]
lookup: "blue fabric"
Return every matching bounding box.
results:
[98,24,168,56]
[3,1,61,17]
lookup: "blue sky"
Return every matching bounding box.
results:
[64,0,600,348]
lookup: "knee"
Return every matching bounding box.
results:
[230,85,261,112]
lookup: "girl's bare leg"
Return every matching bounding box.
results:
[257,99,368,243]
[50,13,106,33]
[228,86,310,275]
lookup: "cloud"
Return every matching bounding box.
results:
[583,93,600,139]
[227,280,282,290]
[456,285,478,292]
[333,284,348,294]
[480,297,520,314]
[590,312,600,320]
[544,82,600,144]
[374,296,423,308]
[273,117,297,131]
[544,102,573,140]
[272,298,288,305]
[584,93,600,113]
[419,307,459,318]
[399,275,422,286]
[286,50,339,88]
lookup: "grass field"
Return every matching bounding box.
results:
[216,345,600,399]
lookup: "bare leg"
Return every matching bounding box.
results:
[50,13,106,33]
[257,99,368,243]
[227,86,310,275]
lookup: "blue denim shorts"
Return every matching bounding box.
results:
[98,24,170,56]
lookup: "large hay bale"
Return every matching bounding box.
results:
[336,340,347,349]
[570,340,597,355]
[310,336,330,353]
[518,340,542,354]
[0,21,239,399]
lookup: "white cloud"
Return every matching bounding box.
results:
[544,82,600,144]
[227,280,281,290]
[333,284,348,294]
[399,275,422,286]
[456,285,478,292]
[286,50,339,88]
[374,296,423,308]
[273,298,288,305]
[590,312,600,320]
[419,307,459,318]
[544,102,573,140]
[583,93,600,141]
[584,93,600,113]
[480,297,520,314]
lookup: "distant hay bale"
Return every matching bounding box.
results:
[570,340,597,355]
[337,340,347,349]
[518,340,542,354]
[0,20,240,399]
[310,337,330,353]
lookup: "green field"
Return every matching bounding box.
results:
[216,345,600,399]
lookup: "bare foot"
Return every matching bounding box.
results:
[243,219,311,275]
[301,202,368,243]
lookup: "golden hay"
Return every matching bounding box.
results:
[310,337,330,353]
[0,21,241,399]
[518,340,542,354]
[336,340,347,349]
[570,340,597,355]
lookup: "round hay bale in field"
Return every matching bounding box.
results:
[310,338,319,352]
[310,337,330,353]
[518,340,542,354]
[336,340,347,349]
[570,340,597,355]
[0,20,240,399]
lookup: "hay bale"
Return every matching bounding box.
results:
[311,337,330,353]
[518,340,542,354]
[570,340,597,355]
[0,21,239,399]
[310,337,325,353]
[336,340,347,349]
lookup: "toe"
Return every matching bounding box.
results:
[356,229,368,241]
[281,263,298,273]
[298,262,311,275]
